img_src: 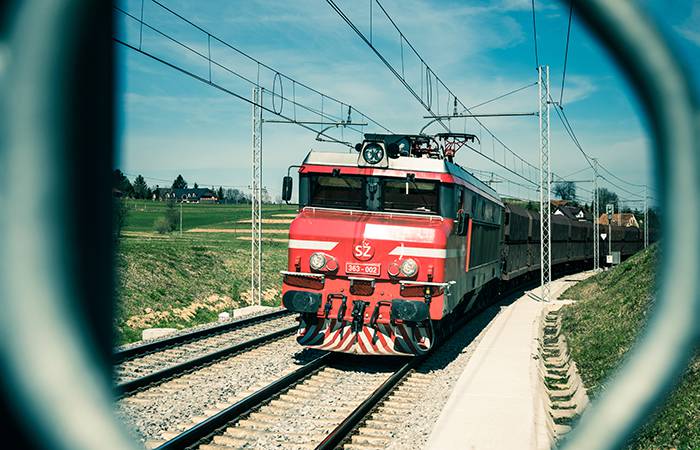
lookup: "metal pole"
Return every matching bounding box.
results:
[538,65,551,301]
[593,158,600,271]
[606,203,614,265]
[609,215,612,257]
[179,201,182,236]
[251,88,263,307]
[644,185,649,248]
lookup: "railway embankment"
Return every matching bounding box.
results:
[559,244,700,449]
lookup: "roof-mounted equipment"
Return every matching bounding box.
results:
[434,133,478,162]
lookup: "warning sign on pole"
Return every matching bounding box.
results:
[601,233,608,240]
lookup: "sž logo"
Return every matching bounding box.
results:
[353,240,374,261]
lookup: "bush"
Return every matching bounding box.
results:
[113,198,128,242]
[153,200,180,233]
[154,217,171,234]
[165,200,179,230]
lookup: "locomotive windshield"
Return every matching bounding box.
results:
[383,179,439,213]
[308,175,364,210]
[305,174,440,215]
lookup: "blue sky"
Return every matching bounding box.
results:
[115,0,699,207]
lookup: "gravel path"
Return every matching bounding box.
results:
[116,335,323,447]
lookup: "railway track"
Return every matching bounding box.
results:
[142,286,534,450]
[147,329,464,449]
[115,310,297,396]
[149,353,411,450]
[115,309,291,362]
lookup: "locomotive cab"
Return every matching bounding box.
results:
[280,134,503,355]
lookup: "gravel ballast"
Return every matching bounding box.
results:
[115,315,296,384]
[383,301,511,449]
[116,296,518,449]
[116,335,322,446]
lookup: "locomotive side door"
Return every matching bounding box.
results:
[456,187,473,272]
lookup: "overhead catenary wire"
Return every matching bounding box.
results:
[467,82,538,111]
[113,1,391,150]
[559,165,592,180]
[468,168,540,193]
[599,175,645,199]
[559,4,573,106]
[147,0,391,135]
[551,100,594,169]
[326,0,541,186]
[323,0,450,132]
[372,0,540,183]
[549,97,651,203]
[531,0,540,69]
[598,163,651,189]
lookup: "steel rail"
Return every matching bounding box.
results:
[154,353,333,450]
[116,325,298,397]
[315,278,543,450]
[147,277,557,450]
[114,309,291,362]
[315,356,424,450]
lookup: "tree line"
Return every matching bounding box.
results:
[112,169,260,204]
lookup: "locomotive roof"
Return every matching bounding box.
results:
[302,150,502,205]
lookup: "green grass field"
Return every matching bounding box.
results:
[122,200,296,232]
[561,245,700,449]
[115,200,296,344]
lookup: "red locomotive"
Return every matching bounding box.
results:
[280,134,643,355]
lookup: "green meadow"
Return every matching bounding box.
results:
[115,200,297,344]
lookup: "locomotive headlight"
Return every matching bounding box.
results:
[362,143,384,165]
[309,252,327,271]
[399,258,418,277]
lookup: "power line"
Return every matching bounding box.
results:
[559,165,592,180]
[597,163,650,189]
[326,0,541,186]
[531,0,540,69]
[550,98,647,200]
[149,0,390,136]
[598,175,644,199]
[113,1,391,149]
[559,4,573,106]
[324,0,450,132]
[550,99,594,169]
[469,168,539,193]
[467,82,537,110]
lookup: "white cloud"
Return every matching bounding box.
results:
[674,1,700,46]
[556,74,597,105]
[117,0,649,200]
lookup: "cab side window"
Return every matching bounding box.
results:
[457,188,465,213]
[463,190,472,216]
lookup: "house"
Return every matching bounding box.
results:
[552,203,591,222]
[157,188,218,203]
[598,212,640,228]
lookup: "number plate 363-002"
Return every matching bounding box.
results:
[345,262,381,276]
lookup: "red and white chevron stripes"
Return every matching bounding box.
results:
[296,317,432,356]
